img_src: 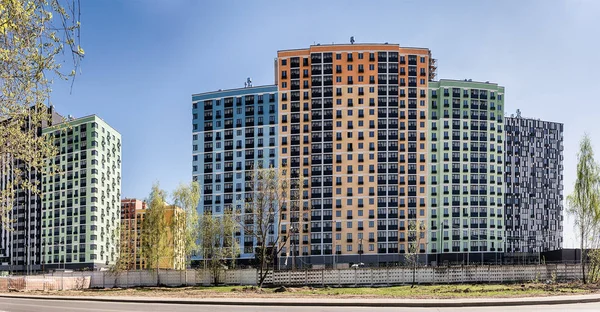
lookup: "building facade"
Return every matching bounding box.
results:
[162,205,186,270]
[192,85,279,262]
[192,41,564,268]
[276,44,436,267]
[120,198,146,270]
[428,80,505,264]
[40,115,121,270]
[120,199,185,270]
[504,113,564,263]
[0,106,63,274]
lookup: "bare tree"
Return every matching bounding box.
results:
[567,134,600,284]
[284,174,309,271]
[199,212,239,286]
[236,166,291,287]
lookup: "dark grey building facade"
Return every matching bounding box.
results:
[504,111,564,263]
[0,106,63,273]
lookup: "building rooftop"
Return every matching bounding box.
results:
[505,110,564,125]
[43,114,121,134]
[434,79,502,87]
[277,42,431,53]
[192,84,277,99]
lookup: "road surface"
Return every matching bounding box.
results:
[0,297,599,312]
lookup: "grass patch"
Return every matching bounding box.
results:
[286,283,591,298]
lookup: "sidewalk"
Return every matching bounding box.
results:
[1,293,600,307]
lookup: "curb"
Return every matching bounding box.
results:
[1,294,600,307]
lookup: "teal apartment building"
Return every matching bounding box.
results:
[192,85,279,263]
[429,80,505,264]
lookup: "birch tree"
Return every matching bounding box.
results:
[140,183,170,285]
[0,0,83,225]
[172,181,201,269]
[199,212,239,286]
[406,220,426,287]
[567,134,600,284]
[108,223,134,284]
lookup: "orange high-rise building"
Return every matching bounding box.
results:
[277,43,436,267]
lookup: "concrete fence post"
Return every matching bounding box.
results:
[102,271,105,288]
[322,270,325,288]
[386,267,390,286]
[305,270,308,286]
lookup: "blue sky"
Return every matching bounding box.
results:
[50,0,600,247]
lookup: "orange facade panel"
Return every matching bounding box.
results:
[277,43,432,264]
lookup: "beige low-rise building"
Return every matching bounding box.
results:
[120,199,185,270]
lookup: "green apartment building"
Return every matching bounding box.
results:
[40,115,122,270]
[428,80,505,264]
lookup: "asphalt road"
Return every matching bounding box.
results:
[0,298,600,312]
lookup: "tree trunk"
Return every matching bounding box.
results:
[581,226,587,284]
[582,243,587,284]
[156,256,161,286]
[258,246,267,288]
[411,261,416,288]
[259,271,266,288]
[262,265,270,287]
[258,258,266,287]
[211,263,219,286]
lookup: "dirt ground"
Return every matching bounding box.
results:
[18,282,600,299]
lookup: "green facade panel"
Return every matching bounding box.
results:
[40,115,121,270]
[428,80,505,263]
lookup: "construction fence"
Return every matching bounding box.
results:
[28,264,583,289]
[0,275,90,291]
